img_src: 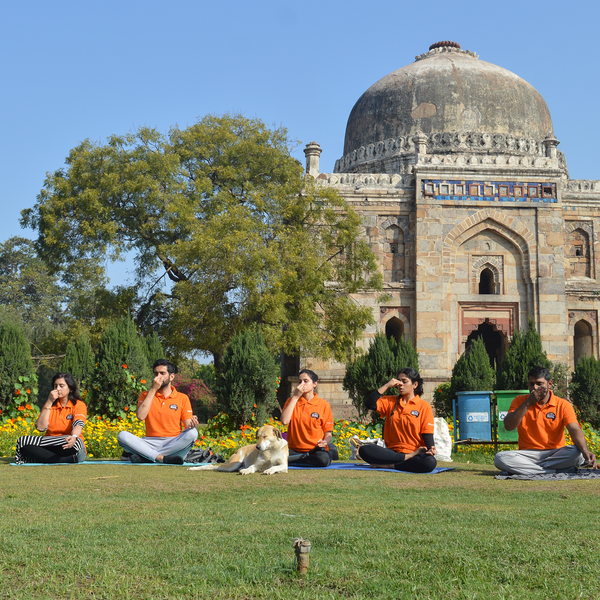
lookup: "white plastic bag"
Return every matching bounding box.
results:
[434,417,453,462]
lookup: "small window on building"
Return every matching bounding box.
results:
[528,185,539,198]
[543,185,553,198]
[514,186,524,197]
[479,268,495,294]
[499,186,509,196]
[456,184,465,195]
[485,185,494,196]
[469,184,480,196]
[441,184,449,194]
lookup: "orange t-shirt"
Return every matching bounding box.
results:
[376,395,434,453]
[45,399,87,440]
[138,387,193,437]
[509,391,578,450]
[283,394,334,452]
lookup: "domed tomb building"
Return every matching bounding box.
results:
[293,42,600,415]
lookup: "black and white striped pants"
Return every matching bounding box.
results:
[15,435,86,465]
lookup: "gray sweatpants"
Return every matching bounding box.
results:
[494,445,584,475]
[117,428,198,462]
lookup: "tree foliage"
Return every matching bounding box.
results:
[449,337,496,401]
[90,317,151,417]
[22,114,382,364]
[217,328,279,428]
[343,333,419,419]
[61,332,95,392]
[496,319,552,390]
[570,356,600,428]
[144,332,166,366]
[0,236,66,351]
[0,320,36,411]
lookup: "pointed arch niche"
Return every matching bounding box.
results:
[380,307,411,342]
[568,310,598,367]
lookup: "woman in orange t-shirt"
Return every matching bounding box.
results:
[358,367,437,473]
[281,369,337,467]
[15,373,87,464]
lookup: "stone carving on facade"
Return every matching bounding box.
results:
[333,131,568,175]
[317,172,415,190]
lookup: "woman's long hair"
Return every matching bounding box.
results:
[51,373,82,404]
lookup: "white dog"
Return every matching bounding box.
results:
[188,425,288,475]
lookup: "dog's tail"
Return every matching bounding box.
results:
[187,464,220,471]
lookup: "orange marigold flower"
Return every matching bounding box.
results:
[140,379,147,384]
[17,405,25,411]
[15,390,21,395]
[26,389,31,394]
[124,407,129,411]
[122,364,128,369]
[253,404,257,408]
[25,404,32,410]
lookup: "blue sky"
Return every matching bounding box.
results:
[2,0,599,286]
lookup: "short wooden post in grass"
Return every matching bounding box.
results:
[293,538,311,574]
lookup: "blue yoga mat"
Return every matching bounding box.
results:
[289,462,455,473]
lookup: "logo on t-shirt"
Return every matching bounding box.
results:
[66,414,74,420]
[546,412,556,421]
[410,410,420,417]
[311,412,320,419]
[169,404,178,410]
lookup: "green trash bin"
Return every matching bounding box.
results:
[495,390,529,442]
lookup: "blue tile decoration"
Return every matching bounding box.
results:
[421,180,557,203]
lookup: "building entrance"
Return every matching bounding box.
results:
[466,320,505,369]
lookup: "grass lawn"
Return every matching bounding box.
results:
[1,457,599,600]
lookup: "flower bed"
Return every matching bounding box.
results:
[2,408,599,461]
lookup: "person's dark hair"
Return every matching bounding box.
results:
[398,367,424,397]
[299,369,318,384]
[528,366,551,382]
[51,373,82,404]
[152,358,176,375]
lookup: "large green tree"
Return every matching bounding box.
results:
[0,237,66,349]
[22,114,381,366]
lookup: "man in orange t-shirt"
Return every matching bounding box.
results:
[118,359,198,465]
[494,366,597,475]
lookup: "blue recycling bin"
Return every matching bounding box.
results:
[454,391,493,441]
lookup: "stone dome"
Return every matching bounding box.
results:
[336,42,556,174]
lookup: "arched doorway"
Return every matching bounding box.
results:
[385,317,404,343]
[466,320,505,369]
[574,320,593,365]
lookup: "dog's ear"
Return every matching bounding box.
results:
[274,428,283,439]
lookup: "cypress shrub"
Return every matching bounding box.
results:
[497,318,552,389]
[217,328,279,428]
[343,333,419,419]
[61,332,95,393]
[570,356,600,428]
[144,332,166,366]
[90,317,151,417]
[0,320,36,411]
[449,337,496,402]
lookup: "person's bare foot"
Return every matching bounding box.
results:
[405,447,427,460]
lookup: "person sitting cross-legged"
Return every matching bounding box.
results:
[358,367,437,473]
[494,366,597,476]
[117,359,198,465]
